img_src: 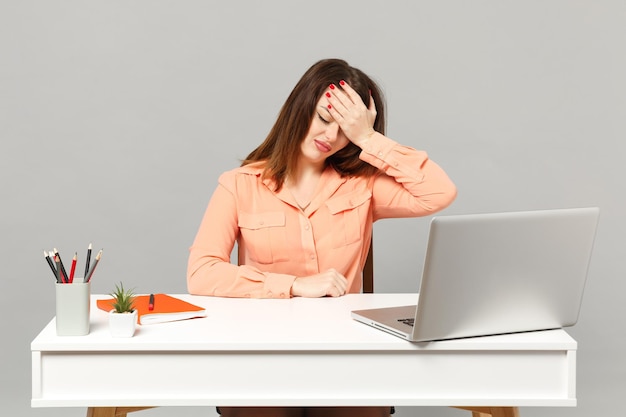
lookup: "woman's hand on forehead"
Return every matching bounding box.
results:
[324,80,377,148]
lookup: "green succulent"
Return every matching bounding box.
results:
[109,282,136,313]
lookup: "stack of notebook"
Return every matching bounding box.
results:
[97,294,207,325]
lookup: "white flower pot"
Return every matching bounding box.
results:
[109,309,138,337]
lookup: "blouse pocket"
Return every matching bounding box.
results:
[238,211,290,264]
[325,190,372,248]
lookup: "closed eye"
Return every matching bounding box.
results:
[317,112,330,124]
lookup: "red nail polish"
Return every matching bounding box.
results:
[325,92,331,98]
[327,104,332,109]
[340,80,345,86]
[329,84,335,90]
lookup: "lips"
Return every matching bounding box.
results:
[314,139,332,153]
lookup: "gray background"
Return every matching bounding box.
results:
[1,1,624,416]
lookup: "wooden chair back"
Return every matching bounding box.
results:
[363,239,374,294]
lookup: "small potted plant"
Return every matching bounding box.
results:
[108,282,138,337]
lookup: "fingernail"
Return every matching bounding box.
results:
[325,92,331,98]
[327,104,332,109]
[329,84,335,90]
[339,80,346,86]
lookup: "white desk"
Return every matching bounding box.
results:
[31,294,577,417]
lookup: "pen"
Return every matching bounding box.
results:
[148,293,154,311]
[84,243,92,279]
[69,252,77,283]
[85,249,102,283]
[44,251,59,282]
[53,248,69,283]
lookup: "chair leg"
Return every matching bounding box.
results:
[490,408,519,417]
[87,407,155,417]
[454,406,520,417]
[87,407,116,417]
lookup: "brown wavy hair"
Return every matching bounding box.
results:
[242,58,386,190]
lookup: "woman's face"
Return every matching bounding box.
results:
[299,95,350,167]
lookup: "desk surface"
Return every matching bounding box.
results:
[32,294,577,408]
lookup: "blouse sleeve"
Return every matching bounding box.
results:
[358,132,457,220]
[186,171,296,298]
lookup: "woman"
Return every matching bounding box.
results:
[187,59,457,416]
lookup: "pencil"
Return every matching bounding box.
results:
[44,251,59,282]
[85,249,102,283]
[54,254,62,283]
[53,248,69,284]
[69,252,77,283]
[84,243,92,279]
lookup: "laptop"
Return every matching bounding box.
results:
[351,207,600,342]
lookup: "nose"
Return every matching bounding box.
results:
[325,123,339,141]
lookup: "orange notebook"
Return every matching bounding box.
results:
[97,294,207,325]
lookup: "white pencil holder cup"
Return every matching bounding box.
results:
[55,281,91,336]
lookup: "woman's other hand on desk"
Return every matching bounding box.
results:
[291,269,348,298]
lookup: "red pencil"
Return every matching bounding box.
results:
[69,252,77,283]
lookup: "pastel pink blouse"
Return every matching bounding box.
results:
[187,133,457,298]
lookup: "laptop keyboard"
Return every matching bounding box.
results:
[398,318,414,327]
